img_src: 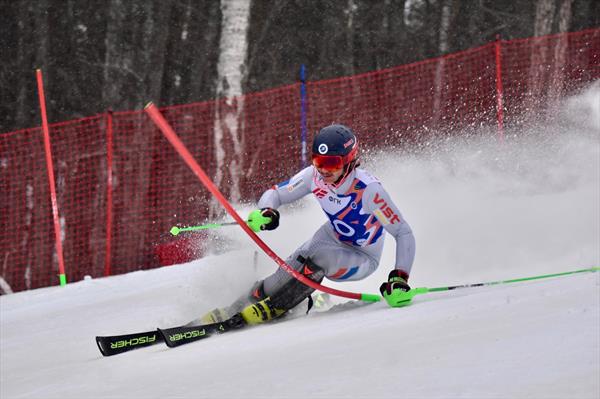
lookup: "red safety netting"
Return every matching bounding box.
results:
[1,29,598,292]
[307,42,499,147]
[500,29,600,124]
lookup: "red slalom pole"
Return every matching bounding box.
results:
[104,110,114,277]
[36,69,67,286]
[144,103,379,302]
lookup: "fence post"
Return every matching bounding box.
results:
[104,110,114,277]
[299,64,308,168]
[494,35,505,143]
[36,69,67,286]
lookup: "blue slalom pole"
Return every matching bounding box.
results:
[299,64,308,168]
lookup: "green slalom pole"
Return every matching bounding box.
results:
[170,222,238,236]
[406,266,600,301]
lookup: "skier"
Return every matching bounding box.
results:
[202,124,416,325]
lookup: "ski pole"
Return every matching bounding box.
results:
[170,222,238,236]
[407,266,600,301]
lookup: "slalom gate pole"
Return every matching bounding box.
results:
[170,222,238,236]
[144,103,380,302]
[36,69,67,287]
[406,267,600,301]
[104,110,114,277]
[299,64,308,168]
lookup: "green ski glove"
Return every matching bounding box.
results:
[379,269,412,307]
[247,208,280,232]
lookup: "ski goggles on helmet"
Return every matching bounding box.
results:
[311,154,345,171]
[311,146,358,172]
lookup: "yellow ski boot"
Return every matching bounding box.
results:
[240,297,286,325]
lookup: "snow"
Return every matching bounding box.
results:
[1,84,599,398]
[1,265,598,399]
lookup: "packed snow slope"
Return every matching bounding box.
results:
[1,84,599,399]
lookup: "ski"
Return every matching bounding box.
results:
[96,330,163,357]
[96,295,362,356]
[158,313,246,348]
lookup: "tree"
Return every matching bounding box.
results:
[527,0,574,111]
[0,0,598,134]
[103,1,173,262]
[432,0,455,126]
[548,0,574,104]
[160,0,220,106]
[210,0,252,218]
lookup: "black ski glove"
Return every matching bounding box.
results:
[260,208,280,230]
[379,269,412,307]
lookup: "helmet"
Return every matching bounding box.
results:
[311,124,359,183]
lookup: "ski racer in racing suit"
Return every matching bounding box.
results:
[202,124,416,325]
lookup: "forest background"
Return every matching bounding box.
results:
[1,0,599,134]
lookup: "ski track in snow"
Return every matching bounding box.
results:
[1,84,599,398]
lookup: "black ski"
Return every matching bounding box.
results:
[96,292,355,356]
[158,313,246,348]
[96,330,163,356]
[96,314,247,356]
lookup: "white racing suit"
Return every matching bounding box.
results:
[258,166,415,297]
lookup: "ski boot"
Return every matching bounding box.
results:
[197,280,267,324]
[240,256,325,324]
[240,297,287,324]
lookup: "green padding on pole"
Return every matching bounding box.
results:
[360,293,381,302]
[59,274,67,286]
[410,287,430,296]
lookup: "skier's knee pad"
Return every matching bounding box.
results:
[248,280,267,301]
[269,256,325,310]
[296,255,325,283]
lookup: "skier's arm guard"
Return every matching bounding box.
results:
[257,167,313,209]
[363,183,415,277]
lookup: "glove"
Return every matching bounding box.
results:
[379,269,413,308]
[247,208,280,232]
